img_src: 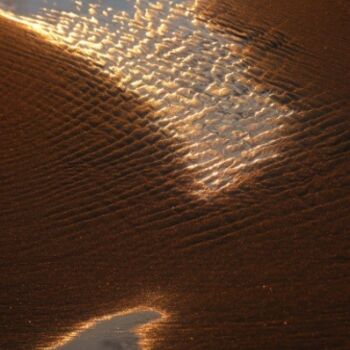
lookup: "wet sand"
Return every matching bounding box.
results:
[0,1,349,349]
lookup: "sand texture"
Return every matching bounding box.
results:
[0,0,349,349]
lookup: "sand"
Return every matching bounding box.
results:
[0,1,349,349]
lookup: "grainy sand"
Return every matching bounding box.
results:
[0,1,349,349]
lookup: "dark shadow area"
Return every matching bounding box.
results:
[0,15,192,349]
[196,0,349,99]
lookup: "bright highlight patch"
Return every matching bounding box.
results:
[0,0,293,197]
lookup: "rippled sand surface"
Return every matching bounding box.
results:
[0,0,296,194]
[0,0,349,349]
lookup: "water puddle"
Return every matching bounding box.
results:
[0,0,294,196]
[52,310,162,350]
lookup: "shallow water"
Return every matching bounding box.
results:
[56,310,160,350]
[0,0,135,16]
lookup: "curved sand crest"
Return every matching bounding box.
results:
[0,0,294,195]
[0,2,350,350]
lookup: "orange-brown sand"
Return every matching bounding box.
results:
[0,1,349,349]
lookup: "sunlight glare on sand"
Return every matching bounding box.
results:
[0,0,293,197]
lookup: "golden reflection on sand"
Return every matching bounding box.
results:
[0,0,294,198]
